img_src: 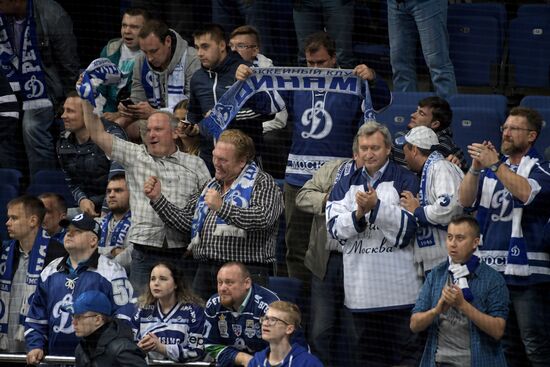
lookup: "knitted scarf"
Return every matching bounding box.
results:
[77,58,121,114]
[190,162,259,248]
[0,229,49,348]
[99,210,131,249]
[0,0,51,110]
[448,254,480,302]
[477,149,539,276]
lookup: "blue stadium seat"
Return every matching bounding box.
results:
[0,168,22,192]
[517,4,550,20]
[448,3,507,42]
[268,276,303,305]
[353,43,392,78]
[509,17,550,88]
[390,91,435,107]
[376,104,414,138]
[449,94,508,122]
[447,15,502,87]
[451,107,504,165]
[0,184,18,241]
[27,170,76,207]
[519,96,550,155]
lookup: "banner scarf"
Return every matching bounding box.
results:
[0,229,50,348]
[99,211,131,249]
[141,46,188,110]
[190,162,259,248]
[477,149,540,277]
[201,67,376,139]
[77,58,121,114]
[448,254,480,302]
[0,0,51,110]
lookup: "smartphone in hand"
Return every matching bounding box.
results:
[121,98,135,107]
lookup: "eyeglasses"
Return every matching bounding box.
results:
[230,43,257,50]
[500,125,533,133]
[73,314,99,322]
[259,315,290,326]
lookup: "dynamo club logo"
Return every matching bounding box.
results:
[301,100,332,140]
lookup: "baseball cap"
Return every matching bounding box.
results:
[71,290,112,316]
[395,126,439,150]
[59,213,101,238]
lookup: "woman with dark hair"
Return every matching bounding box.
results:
[131,262,206,362]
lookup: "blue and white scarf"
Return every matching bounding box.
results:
[190,162,259,248]
[77,58,121,114]
[477,150,539,277]
[0,229,49,348]
[99,211,131,249]
[0,0,51,110]
[448,255,480,302]
[201,67,376,138]
[141,47,188,111]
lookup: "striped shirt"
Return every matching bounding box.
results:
[110,136,211,248]
[151,170,283,263]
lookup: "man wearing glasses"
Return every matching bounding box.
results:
[203,262,279,367]
[459,106,550,367]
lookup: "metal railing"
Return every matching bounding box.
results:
[0,353,215,366]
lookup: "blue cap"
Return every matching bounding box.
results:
[59,213,101,238]
[72,290,112,316]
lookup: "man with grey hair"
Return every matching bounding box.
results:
[80,97,210,292]
[397,126,464,276]
[326,121,423,366]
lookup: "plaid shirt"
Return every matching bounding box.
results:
[110,136,211,248]
[151,170,283,263]
[392,126,468,171]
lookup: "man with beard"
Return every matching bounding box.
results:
[203,262,279,367]
[459,106,550,367]
[98,173,132,274]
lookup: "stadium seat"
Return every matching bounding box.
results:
[451,107,504,165]
[447,15,502,87]
[517,4,550,20]
[519,96,550,155]
[0,184,19,241]
[390,91,435,107]
[508,17,550,89]
[377,104,414,138]
[268,276,303,306]
[449,94,508,122]
[0,168,22,192]
[448,3,507,42]
[27,170,76,207]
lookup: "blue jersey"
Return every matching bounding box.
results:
[472,153,550,286]
[204,284,279,367]
[248,343,324,367]
[24,252,134,356]
[131,301,205,362]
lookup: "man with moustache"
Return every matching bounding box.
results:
[459,106,550,367]
[203,262,279,367]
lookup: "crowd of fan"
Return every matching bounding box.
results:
[0,1,549,367]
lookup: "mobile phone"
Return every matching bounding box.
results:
[121,98,135,107]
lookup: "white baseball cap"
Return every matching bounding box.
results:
[395,126,439,150]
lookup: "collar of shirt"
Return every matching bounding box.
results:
[361,159,390,187]
[237,287,253,314]
[58,250,100,275]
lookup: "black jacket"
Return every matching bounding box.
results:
[75,319,147,367]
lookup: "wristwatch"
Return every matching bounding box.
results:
[489,161,502,173]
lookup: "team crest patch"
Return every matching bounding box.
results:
[218,314,229,338]
[245,319,255,338]
[232,324,242,337]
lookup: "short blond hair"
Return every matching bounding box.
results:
[217,129,255,162]
[269,301,301,328]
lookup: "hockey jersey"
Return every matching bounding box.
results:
[24,252,134,356]
[327,160,422,311]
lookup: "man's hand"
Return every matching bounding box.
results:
[26,348,44,365]
[467,141,498,170]
[353,64,376,81]
[103,111,121,122]
[126,101,156,120]
[434,292,450,315]
[205,189,223,211]
[355,184,377,219]
[79,198,99,217]
[144,176,162,202]
[446,154,462,168]
[111,247,124,257]
[442,284,466,309]
[235,64,253,81]
[234,351,253,366]
[400,190,420,213]
[138,332,165,354]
